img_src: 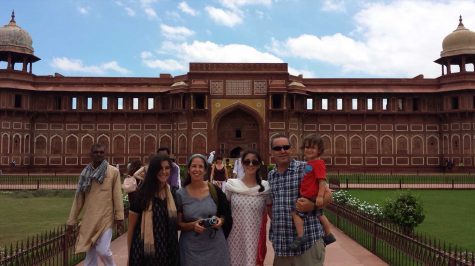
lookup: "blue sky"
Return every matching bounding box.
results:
[2,0,475,78]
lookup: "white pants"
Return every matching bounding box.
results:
[84,228,116,266]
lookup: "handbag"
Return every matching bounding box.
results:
[122,175,137,193]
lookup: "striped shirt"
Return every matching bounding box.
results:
[268,159,324,257]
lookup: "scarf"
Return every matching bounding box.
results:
[77,160,109,192]
[225,178,270,196]
[141,184,177,255]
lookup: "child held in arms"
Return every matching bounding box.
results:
[290,134,336,250]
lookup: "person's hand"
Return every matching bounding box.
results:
[115,220,124,234]
[296,197,315,213]
[316,196,324,208]
[194,220,206,234]
[66,224,75,234]
[212,217,224,229]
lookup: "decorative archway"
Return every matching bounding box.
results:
[213,104,263,158]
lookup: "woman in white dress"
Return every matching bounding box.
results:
[225,150,270,266]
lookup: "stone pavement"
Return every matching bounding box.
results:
[77,224,387,266]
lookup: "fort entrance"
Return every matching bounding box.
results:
[215,107,261,158]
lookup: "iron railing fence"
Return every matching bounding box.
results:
[326,203,474,266]
[327,173,475,190]
[0,209,128,266]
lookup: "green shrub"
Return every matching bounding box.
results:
[382,191,425,234]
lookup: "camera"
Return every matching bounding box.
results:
[199,216,219,228]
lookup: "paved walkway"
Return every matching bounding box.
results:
[77,224,387,266]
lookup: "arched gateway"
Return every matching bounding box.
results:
[213,105,263,159]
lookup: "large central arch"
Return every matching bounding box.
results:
[213,104,264,159]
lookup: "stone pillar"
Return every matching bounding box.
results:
[22,57,27,72]
[461,57,466,72]
[7,54,12,69]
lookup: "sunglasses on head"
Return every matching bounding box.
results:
[242,159,260,166]
[271,145,291,151]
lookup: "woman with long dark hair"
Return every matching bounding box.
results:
[176,154,231,266]
[127,155,179,266]
[225,150,271,266]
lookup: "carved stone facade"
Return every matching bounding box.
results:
[1,62,475,173]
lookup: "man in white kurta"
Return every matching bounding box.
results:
[67,144,124,266]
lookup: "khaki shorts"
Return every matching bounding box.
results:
[273,238,325,266]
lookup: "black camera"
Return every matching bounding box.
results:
[199,216,218,228]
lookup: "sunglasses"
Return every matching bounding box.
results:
[242,159,260,166]
[271,145,291,151]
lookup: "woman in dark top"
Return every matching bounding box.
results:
[210,155,228,189]
[127,155,179,266]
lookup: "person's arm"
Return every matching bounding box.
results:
[175,164,181,188]
[127,211,139,251]
[210,164,215,182]
[177,212,205,233]
[316,180,327,208]
[133,166,146,180]
[67,191,85,226]
[112,167,125,232]
[224,165,229,180]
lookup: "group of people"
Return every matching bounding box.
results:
[67,133,335,266]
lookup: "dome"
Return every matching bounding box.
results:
[0,11,35,55]
[441,16,475,57]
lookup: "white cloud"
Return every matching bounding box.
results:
[141,40,285,72]
[220,0,272,9]
[179,2,197,16]
[78,6,90,15]
[161,40,282,63]
[288,66,316,78]
[270,0,475,78]
[51,57,130,75]
[321,0,346,12]
[125,7,136,16]
[205,6,243,27]
[115,1,136,16]
[160,24,195,40]
[144,7,157,19]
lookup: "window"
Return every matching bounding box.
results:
[195,94,205,109]
[271,94,282,109]
[367,98,373,110]
[14,94,22,108]
[382,98,388,110]
[451,97,459,110]
[397,98,404,111]
[306,98,313,110]
[86,97,93,110]
[235,129,242,138]
[71,97,77,110]
[337,98,343,110]
[412,98,419,111]
[133,98,139,110]
[132,98,139,110]
[101,97,108,110]
[352,98,358,110]
[182,96,186,109]
[321,98,328,110]
[117,98,124,110]
[54,96,62,110]
[147,97,154,110]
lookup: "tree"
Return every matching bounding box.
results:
[383,191,425,234]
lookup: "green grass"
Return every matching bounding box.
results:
[0,190,75,248]
[345,189,475,251]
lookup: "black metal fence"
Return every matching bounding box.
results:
[328,173,475,190]
[0,210,128,265]
[0,175,78,190]
[326,203,474,266]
